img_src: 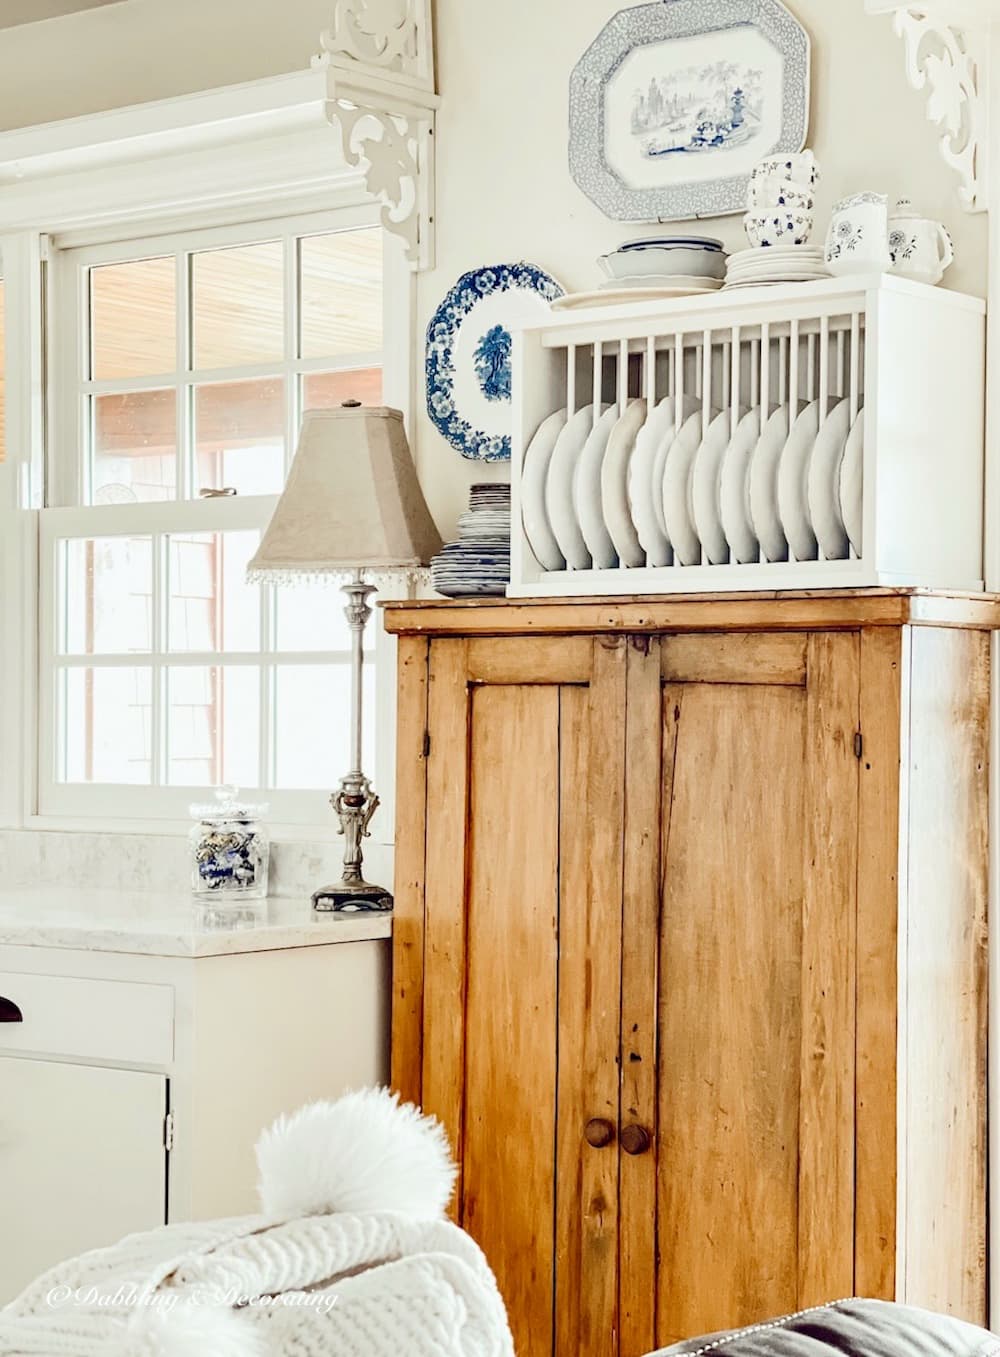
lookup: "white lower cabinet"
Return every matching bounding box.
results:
[0,1057,167,1301]
[0,929,390,1305]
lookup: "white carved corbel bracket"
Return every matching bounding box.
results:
[316,1,439,271]
[866,1,992,213]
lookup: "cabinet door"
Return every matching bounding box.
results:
[0,1057,167,1303]
[414,634,627,1357]
[620,633,860,1354]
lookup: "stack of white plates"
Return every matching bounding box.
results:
[724,245,829,290]
[431,484,511,597]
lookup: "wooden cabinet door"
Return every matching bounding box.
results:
[619,632,860,1355]
[0,1056,167,1304]
[411,634,627,1357]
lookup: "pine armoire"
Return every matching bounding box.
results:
[382,590,992,1357]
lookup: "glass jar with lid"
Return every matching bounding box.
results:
[189,787,270,901]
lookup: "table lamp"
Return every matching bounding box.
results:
[248,402,442,912]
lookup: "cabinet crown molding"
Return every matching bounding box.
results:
[315,0,438,271]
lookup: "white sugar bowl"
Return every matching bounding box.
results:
[887,198,954,286]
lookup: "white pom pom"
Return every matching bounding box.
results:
[113,1300,261,1357]
[256,1087,456,1220]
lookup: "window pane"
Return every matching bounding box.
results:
[274,664,374,789]
[300,229,382,360]
[193,241,284,369]
[303,368,382,411]
[195,377,284,496]
[60,666,152,784]
[167,531,260,653]
[60,536,152,655]
[275,582,371,653]
[166,665,260,788]
[92,389,176,504]
[91,257,176,381]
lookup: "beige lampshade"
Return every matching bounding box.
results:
[247,405,442,583]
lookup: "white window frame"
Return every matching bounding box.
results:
[0,76,415,840]
[36,207,405,831]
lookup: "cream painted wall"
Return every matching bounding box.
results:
[413,0,990,539]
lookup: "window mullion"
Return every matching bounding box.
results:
[285,230,299,477]
[151,533,166,789]
[260,584,276,792]
[176,251,191,501]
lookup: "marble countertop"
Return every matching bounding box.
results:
[0,888,393,958]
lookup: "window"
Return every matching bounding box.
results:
[39,213,386,824]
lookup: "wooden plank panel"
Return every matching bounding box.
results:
[661,632,807,686]
[390,635,429,1105]
[855,627,903,1300]
[466,634,591,685]
[463,684,561,1357]
[619,635,664,1357]
[555,636,627,1357]
[798,632,860,1305]
[554,685,589,1357]
[900,627,988,1322]
[383,592,1000,637]
[657,681,806,1341]
[421,637,470,1211]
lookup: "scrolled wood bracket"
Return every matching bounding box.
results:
[315,0,440,271]
[865,1,992,213]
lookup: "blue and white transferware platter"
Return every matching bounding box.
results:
[569,0,811,222]
[426,263,564,462]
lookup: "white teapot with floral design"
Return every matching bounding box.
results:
[887,198,954,286]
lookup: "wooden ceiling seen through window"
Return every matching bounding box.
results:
[90,229,382,381]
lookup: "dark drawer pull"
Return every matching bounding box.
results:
[0,996,23,1023]
[621,1123,652,1156]
[584,1118,615,1149]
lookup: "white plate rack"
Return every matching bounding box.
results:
[509,274,986,596]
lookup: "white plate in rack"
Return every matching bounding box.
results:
[546,404,608,570]
[840,409,865,555]
[719,407,763,564]
[749,403,803,563]
[807,398,853,559]
[601,399,647,569]
[521,409,567,572]
[662,409,711,568]
[575,403,626,571]
[777,400,825,561]
[629,395,699,567]
[692,408,748,566]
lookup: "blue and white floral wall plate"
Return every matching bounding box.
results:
[426,263,564,462]
[569,0,811,222]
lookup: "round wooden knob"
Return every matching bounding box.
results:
[620,1124,652,1156]
[584,1118,615,1149]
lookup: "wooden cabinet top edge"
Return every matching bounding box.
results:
[381,590,1000,636]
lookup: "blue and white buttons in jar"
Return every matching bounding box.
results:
[189,787,270,901]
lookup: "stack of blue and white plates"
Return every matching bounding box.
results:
[431,484,511,597]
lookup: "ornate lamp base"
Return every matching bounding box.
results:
[312,766,393,914]
[312,878,394,913]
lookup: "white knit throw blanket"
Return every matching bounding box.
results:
[0,1210,514,1356]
